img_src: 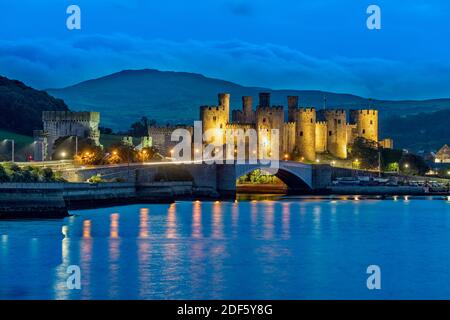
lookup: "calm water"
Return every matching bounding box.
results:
[1,197,450,300]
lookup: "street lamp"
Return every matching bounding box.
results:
[60,151,67,159]
[3,139,14,162]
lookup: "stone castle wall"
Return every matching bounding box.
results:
[295,108,316,161]
[320,109,347,159]
[42,111,101,160]
[350,109,378,142]
[196,92,388,162]
[315,121,328,153]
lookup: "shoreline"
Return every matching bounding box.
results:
[1,182,449,219]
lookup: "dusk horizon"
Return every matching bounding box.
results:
[1,0,450,100]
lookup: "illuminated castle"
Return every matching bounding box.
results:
[199,92,392,161]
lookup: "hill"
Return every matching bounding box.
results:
[0,129,34,162]
[47,69,450,130]
[0,76,69,135]
[381,109,450,152]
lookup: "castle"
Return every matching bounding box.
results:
[34,111,101,160]
[199,92,392,161]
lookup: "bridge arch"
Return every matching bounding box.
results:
[235,164,313,192]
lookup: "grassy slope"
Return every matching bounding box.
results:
[0,129,34,161]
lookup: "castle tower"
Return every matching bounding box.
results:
[295,108,316,161]
[242,96,252,115]
[218,93,230,120]
[259,92,271,108]
[242,96,255,123]
[350,109,378,142]
[287,96,299,122]
[256,100,283,158]
[200,93,230,145]
[315,121,328,153]
[320,109,347,159]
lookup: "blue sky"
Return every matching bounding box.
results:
[0,0,449,99]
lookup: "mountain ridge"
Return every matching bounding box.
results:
[47,69,450,131]
[0,76,69,136]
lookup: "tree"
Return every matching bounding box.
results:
[74,146,105,165]
[350,137,379,170]
[99,127,113,134]
[381,148,403,171]
[128,117,156,136]
[0,165,10,182]
[399,153,429,176]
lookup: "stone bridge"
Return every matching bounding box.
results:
[60,161,333,198]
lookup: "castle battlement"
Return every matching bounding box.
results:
[321,109,346,115]
[256,106,284,112]
[352,109,378,115]
[200,105,223,111]
[42,111,100,122]
[298,107,315,113]
[198,92,388,161]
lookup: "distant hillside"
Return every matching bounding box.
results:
[47,69,450,130]
[0,76,69,135]
[381,109,450,152]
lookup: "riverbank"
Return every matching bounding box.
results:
[2,181,449,219]
[0,181,217,219]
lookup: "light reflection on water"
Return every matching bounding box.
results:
[1,198,450,299]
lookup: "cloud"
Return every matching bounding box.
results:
[0,34,449,99]
[225,1,255,16]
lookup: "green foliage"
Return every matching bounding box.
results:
[238,169,281,185]
[87,174,104,183]
[0,76,68,136]
[381,148,403,170]
[399,153,430,176]
[382,109,450,151]
[0,165,9,182]
[0,163,63,183]
[385,162,399,172]
[350,137,379,170]
[128,117,156,137]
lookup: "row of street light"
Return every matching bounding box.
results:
[1,139,14,162]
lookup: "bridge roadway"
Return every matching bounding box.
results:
[56,160,335,198]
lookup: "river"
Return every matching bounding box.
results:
[1,196,450,299]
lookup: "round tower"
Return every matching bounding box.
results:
[320,109,347,159]
[295,108,316,162]
[242,96,254,122]
[259,92,271,108]
[350,109,378,142]
[287,96,299,122]
[218,93,230,122]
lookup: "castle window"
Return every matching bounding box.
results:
[338,119,341,124]
[363,129,366,134]
[263,118,266,123]
[300,131,303,137]
[329,131,332,136]
[370,120,373,125]
[310,118,313,123]
[213,116,217,122]
[220,124,223,129]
